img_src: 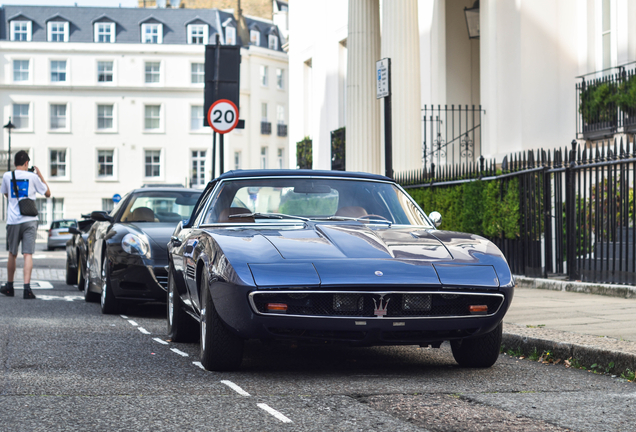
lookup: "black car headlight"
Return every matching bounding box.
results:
[122,233,151,257]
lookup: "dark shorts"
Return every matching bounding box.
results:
[6,221,39,255]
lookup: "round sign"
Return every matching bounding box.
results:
[112,193,122,203]
[207,99,239,134]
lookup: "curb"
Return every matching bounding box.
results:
[514,275,636,299]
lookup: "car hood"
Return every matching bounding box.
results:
[127,222,176,252]
[209,223,512,289]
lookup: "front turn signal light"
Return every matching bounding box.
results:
[267,303,288,313]
[469,305,488,314]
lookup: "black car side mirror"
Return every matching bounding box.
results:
[68,227,82,235]
[91,211,114,223]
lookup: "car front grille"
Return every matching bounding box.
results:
[249,291,504,319]
[155,275,168,290]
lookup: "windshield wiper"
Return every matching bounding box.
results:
[228,212,309,221]
[311,216,392,226]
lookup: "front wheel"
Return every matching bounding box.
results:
[84,262,100,303]
[451,322,502,368]
[77,259,86,292]
[100,257,120,314]
[167,266,198,342]
[65,255,77,286]
[200,272,243,371]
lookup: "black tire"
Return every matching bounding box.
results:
[84,263,100,302]
[77,260,86,292]
[167,265,199,342]
[100,257,120,314]
[451,322,502,368]
[65,256,78,286]
[200,271,243,371]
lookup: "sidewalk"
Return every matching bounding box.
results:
[503,276,636,378]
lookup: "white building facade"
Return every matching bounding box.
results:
[0,5,288,225]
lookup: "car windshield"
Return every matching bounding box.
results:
[51,220,76,229]
[202,177,431,227]
[119,190,201,223]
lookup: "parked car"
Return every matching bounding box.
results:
[65,215,95,287]
[83,187,202,313]
[166,170,515,372]
[47,219,77,251]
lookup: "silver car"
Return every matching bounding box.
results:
[47,219,77,250]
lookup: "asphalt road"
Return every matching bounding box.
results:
[0,251,634,431]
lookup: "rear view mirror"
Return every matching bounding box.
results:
[293,182,332,194]
[68,227,81,235]
[91,211,113,223]
[429,211,442,228]
[175,195,200,206]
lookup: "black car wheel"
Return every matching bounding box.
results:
[167,266,199,342]
[100,257,120,314]
[451,322,502,368]
[200,271,243,371]
[65,255,77,286]
[84,263,100,303]
[77,259,86,292]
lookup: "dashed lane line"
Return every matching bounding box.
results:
[220,380,251,397]
[192,361,205,370]
[257,403,293,423]
[170,348,189,357]
[153,338,169,345]
[120,315,129,319]
[127,320,138,326]
[138,327,151,335]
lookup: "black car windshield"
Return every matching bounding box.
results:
[203,178,431,227]
[119,191,201,223]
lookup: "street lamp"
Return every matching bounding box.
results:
[464,0,480,39]
[3,118,15,173]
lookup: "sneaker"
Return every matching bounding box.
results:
[0,284,14,297]
[23,289,36,300]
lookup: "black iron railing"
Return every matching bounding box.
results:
[396,136,636,286]
[261,121,272,135]
[277,124,287,137]
[422,105,484,169]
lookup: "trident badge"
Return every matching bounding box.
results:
[373,295,390,317]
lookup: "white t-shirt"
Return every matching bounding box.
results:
[1,170,48,225]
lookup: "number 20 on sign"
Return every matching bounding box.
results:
[207,99,239,134]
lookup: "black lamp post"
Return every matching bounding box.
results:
[3,118,15,173]
[464,0,480,39]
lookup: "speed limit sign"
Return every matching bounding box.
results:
[207,99,239,134]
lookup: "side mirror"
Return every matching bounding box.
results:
[90,211,113,223]
[68,227,81,235]
[429,211,442,228]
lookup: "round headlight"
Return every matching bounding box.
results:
[122,233,150,256]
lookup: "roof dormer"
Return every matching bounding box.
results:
[184,17,210,45]
[140,17,164,44]
[92,15,117,43]
[46,14,70,42]
[8,13,33,42]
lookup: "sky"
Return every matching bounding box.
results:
[1,0,139,7]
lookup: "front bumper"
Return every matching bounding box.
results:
[108,254,168,303]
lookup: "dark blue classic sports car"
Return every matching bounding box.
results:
[167,170,514,371]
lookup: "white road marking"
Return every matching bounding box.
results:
[120,315,129,319]
[5,281,54,290]
[170,348,189,357]
[153,338,169,345]
[220,380,251,397]
[128,320,138,326]
[37,295,84,301]
[257,404,292,423]
[138,327,151,335]
[192,361,206,370]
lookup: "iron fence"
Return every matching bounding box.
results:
[396,136,636,285]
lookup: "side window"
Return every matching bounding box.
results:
[192,182,219,227]
[111,193,129,218]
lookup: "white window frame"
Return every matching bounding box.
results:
[142,23,163,44]
[144,61,162,84]
[49,148,70,181]
[260,65,268,87]
[143,149,164,180]
[277,105,285,124]
[143,104,164,133]
[250,29,260,46]
[47,21,69,42]
[225,26,236,45]
[190,150,207,188]
[277,148,284,169]
[261,102,268,121]
[50,59,68,83]
[49,102,70,133]
[190,105,205,133]
[96,148,117,181]
[94,22,116,43]
[191,62,204,84]
[234,151,242,170]
[97,60,115,84]
[10,20,32,41]
[12,102,33,133]
[268,34,278,50]
[12,59,31,83]
[260,147,268,169]
[96,103,117,133]
[187,24,208,45]
[276,68,284,90]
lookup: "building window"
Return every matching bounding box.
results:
[50,104,67,130]
[145,62,160,83]
[602,0,612,69]
[268,34,278,50]
[97,105,114,130]
[98,61,113,82]
[98,150,114,177]
[191,150,206,187]
[250,29,260,45]
[50,149,67,178]
[261,102,268,121]
[260,65,268,86]
[51,60,67,82]
[94,22,115,43]
[142,23,163,44]
[188,24,208,44]
[48,21,68,42]
[52,198,64,221]
[12,104,30,130]
[277,148,284,169]
[10,21,31,41]
[144,105,161,130]
[277,105,285,124]
[225,26,236,45]
[191,106,204,131]
[276,68,284,89]
[191,63,204,84]
[36,198,48,227]
[234,151,241,170]
[102,198,115,212]
[13,60,29,82]
[260,147,268,169]
[145,150,161,177]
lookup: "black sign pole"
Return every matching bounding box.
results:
[214,35,222,177]
[219,134,225,174]
[384,59,393,179]
[211,131,217,179]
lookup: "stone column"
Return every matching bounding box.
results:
[381,0,422,173]
[346,0,382,174]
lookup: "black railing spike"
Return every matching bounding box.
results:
[614,137,618,159]
[620,137,625,158]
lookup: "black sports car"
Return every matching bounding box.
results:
[84,187,202,313]
[167,170,515,372]
[65,214,95,287]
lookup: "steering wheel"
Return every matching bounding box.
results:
[358,214,390,222]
